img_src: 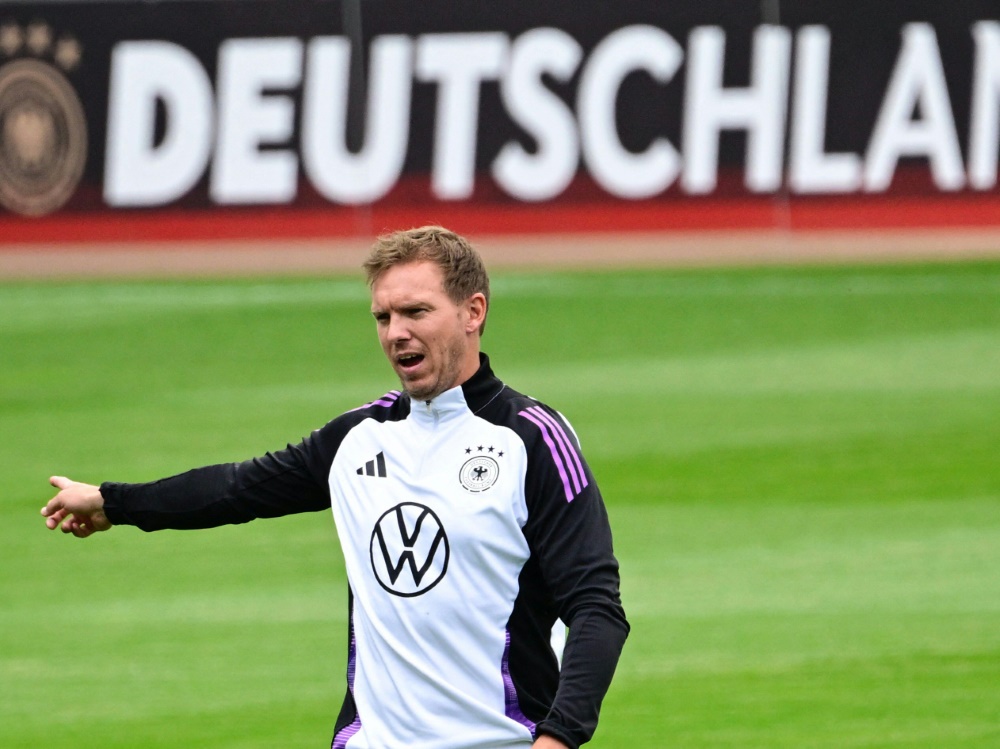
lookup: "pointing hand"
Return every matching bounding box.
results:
[41,476,111,538]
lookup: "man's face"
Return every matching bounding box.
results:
[370,260,484,401]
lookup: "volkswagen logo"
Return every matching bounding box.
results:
[370,502,450,597]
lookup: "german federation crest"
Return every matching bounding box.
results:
[459,455,500,493]
[0,23,87,216]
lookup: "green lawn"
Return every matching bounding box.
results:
[2,261,999,748]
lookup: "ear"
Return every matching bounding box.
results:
[465,292,487,334]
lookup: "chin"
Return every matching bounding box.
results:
[405,379,445,401]
[399,378,430,400]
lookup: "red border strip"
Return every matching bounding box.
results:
[1,194,999,245]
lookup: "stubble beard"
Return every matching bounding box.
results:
[399,340,466,402]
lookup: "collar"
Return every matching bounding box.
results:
[461,353,505,413]
[409,353,505,423]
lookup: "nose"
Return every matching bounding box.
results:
[385,314,411,344]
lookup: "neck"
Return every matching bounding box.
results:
[456,345,482,389]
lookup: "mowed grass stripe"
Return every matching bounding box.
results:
[2,260,998,749]
[510,329,1000,396]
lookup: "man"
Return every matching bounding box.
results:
[42,226,629,749]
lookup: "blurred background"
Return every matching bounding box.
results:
[2,1,999,747]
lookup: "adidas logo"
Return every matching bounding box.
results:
[357,451,387,478]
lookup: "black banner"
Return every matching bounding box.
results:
[1,0,998,237]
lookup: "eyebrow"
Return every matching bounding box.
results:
[370,301,432,319]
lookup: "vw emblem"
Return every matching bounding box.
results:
[370,502,449,597]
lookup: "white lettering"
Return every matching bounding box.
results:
[493,28,581,202]
[211,38,302,204]
[969,21,1000,190]
[578,25,683,199]
[789,26,862,193]
[103,23,991,209]
[865,24,964,191]
[416,33,508,200]
[682,25,791,193]
[302,35,413,203]
[104,42,213,206]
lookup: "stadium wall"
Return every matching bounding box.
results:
[1,0,999,269]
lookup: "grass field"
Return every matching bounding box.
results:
[2,260,999,748]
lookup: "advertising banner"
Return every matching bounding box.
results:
[1,0,998,242]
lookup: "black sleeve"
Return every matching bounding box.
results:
[100,426,342,532]
[519,407,629,749]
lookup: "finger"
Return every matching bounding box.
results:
[63,519,91,537]
[49,476,71,490]
[41,493,68,518]
[44,508,69,529]
[75,517,97,538]
[59,513,90,534]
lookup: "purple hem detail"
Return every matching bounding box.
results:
[331,719,361,749]
[501,629,537,735]
[332,619,362,749]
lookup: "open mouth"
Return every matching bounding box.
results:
[396,352,425,372]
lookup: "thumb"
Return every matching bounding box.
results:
[49,476,71,490]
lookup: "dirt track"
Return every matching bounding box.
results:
[2,228,1000,279]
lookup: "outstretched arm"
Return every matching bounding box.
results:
[41,476,111,538]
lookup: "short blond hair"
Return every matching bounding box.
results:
[364,226,491,335]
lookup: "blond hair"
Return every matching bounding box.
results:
[364,226,490,335]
